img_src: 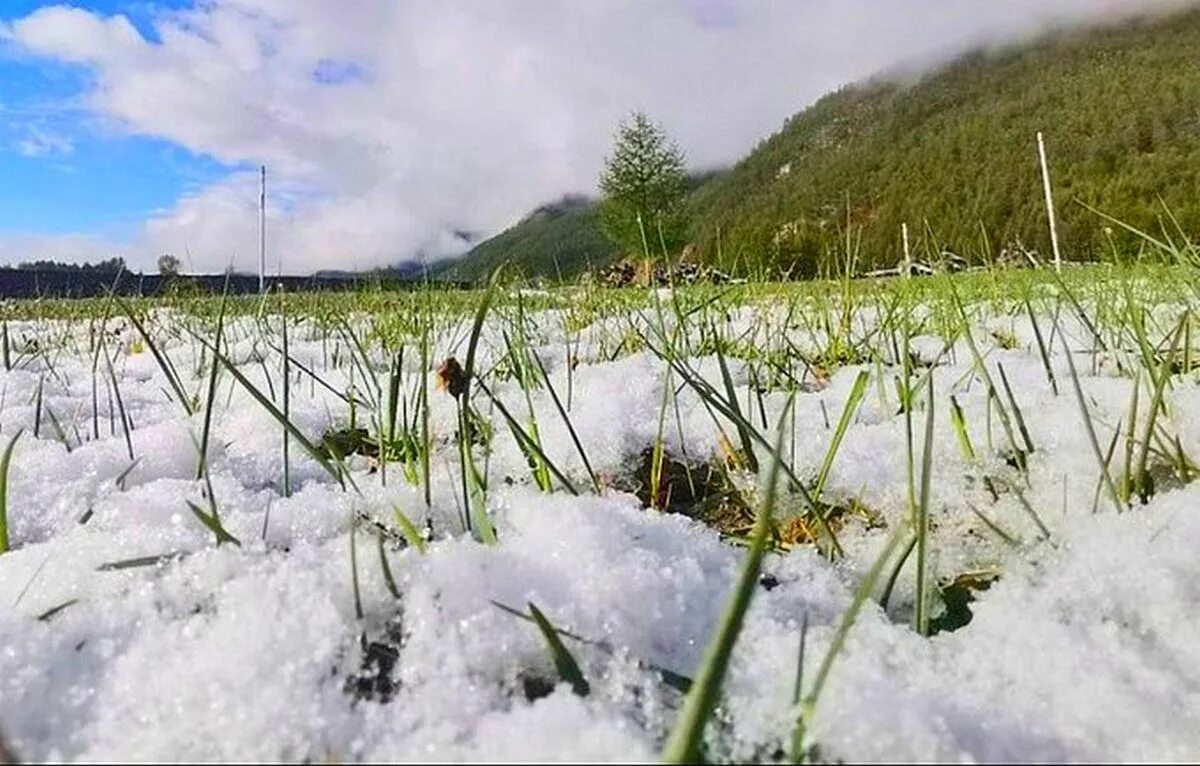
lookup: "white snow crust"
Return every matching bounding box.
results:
[0,294,1198,762]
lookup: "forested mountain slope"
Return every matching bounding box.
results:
[449,8,1200,280]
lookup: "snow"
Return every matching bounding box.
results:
[1,289,1199,762]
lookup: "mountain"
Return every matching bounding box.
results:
[448,7,1200,281]
[436,194,618,282]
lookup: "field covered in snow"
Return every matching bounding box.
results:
[1,265,1199,762]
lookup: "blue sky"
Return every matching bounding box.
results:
[0,1,231,242]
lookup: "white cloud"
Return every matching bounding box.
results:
[15,125,74,156]
[0,231,123,265]
[2,0,1194,273]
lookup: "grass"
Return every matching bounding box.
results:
[662,399,793,764]
[0,429,22,554]
[526,601,591,698]
[0,254,1197,760]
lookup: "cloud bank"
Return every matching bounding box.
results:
[2,0,1194,273]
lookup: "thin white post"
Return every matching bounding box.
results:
[1037,132,1062,273]
[902,222,911,278]
[258,164,267,292]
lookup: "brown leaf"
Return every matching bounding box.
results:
[436,357,468,398]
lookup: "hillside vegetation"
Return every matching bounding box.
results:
[437,196,619,282]
[448,7,1200,281]
[688,8,1200,275]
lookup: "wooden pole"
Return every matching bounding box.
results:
[258,164,267,292]
[1037,132,1062,273]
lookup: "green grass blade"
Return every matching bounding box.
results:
[185,500,241,547]
[1056,316,1122,513]
[713,334,759,472]
[527,602,590,697]
[491,599,693,693]
[0,429,23,554]
[948,395,976,461]
[377,534,401,600]
[661,398,792,764]
[914,371,936,636]
[968,504,1021,547]
[1024,297,1058,395]
[456,269,504,534]
[393,506,428,554]
[205,337,346,489]
[996,362,1035,456]
[116,297,195,414]
[195,287,228,480]
[812,369,868,500]
[1134,313,1186,502]
[1012,487,1051,541]
[477,380,580,496]
[793,523,907,761]
[530,349,600,493]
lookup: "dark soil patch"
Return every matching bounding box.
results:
[320,426,378,461]
[929,569,1000,635]
[613,446,877,548]
[612,446,753,535]
[518,670,557,702]
[344,617,405,704]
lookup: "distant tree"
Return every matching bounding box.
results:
[97,256,126,274]
[14,256,125,273]
[598,111,688,258]
[157,254,182,276]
